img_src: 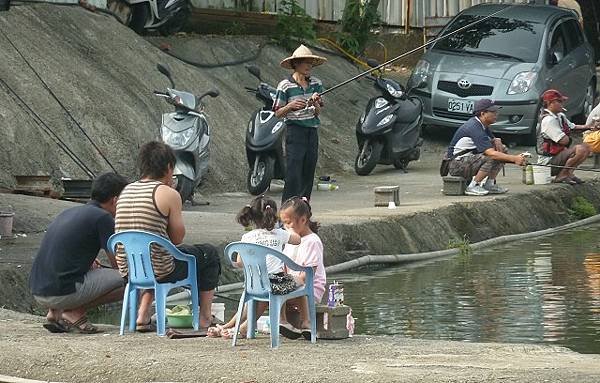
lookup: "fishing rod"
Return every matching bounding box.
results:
[319,5,517,97]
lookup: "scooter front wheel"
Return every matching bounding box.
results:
[247,156,274,195]
[176,175,195,203]
[355,141,382,176]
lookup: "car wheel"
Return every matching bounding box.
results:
[573,81,596,124]
[522,102,542,147]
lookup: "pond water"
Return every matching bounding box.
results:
[93,224,600,354]
[336,224,600,354]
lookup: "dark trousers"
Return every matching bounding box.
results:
[160,244,221,293]
[282,125,319,202]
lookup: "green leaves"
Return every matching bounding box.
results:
[336,0,381,56]
[275,0,316,51]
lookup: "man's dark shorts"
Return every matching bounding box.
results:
[161,244,221,291]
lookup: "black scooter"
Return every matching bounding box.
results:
[244,65,287,195]
[354,59,426,176]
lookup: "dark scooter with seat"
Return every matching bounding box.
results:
[354,59,426,176]
[244,65,286,195]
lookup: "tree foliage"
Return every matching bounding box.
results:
[275,0,316,51]
[336,0,381,56]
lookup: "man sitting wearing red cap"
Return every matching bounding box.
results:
[447,99,527,196]
[537,89,593,184]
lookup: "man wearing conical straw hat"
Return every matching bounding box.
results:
[274,44,327,202]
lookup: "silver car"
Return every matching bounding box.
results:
[408,3,596,144]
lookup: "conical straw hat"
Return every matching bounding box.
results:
[280,44,327,69]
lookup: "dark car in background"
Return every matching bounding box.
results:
[408,3,596,144]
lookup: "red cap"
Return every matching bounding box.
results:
[542,89,568,103]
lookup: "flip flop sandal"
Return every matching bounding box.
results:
[553,177,577,185]
[279,323,302,340]
[65,316,102,334]
[135,321,157,333]
[43,319,71,333]
[571,176,585,184]
[301,328,312,340]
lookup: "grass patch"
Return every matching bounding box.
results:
[448,235,472,257]
[569,196,597,219]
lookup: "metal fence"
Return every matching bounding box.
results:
[191,0,544,27]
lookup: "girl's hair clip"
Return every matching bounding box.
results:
[301,196,308,203]
[265,204,272,210]
[245,204,251,208]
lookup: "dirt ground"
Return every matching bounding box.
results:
[0,309,599,383]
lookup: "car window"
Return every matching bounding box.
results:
[562,19,584,53]
[432,14,544,63]
[549,22,567,59]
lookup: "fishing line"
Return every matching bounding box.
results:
[319,5,518,97]
[528,163,600,173]
[0,26,118,174]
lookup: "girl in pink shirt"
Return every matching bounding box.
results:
[279,197,326,339]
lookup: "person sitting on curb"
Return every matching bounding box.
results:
[29,172,129,334]
[537,89,593,185]
[114,141,221,332]
[447,99,527,196]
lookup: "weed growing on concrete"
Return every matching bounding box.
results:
[448,235,472,257]
[570,196,597,219]
[275,0,316,50]
[336,0,381,55]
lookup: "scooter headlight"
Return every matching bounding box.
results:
[377,114,395,127]
[162,126,197,147]
[271,121,284,134]
[386,83,403,98]
[374,98,388,109]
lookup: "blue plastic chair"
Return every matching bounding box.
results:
[224,242,316,348]
[107,230,199,336]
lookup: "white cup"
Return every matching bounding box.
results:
[388,201,396,209]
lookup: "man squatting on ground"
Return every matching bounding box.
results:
[447,99,527,196]
[114,141,221,331]
[537,89,595,185]
[29,173,129,333]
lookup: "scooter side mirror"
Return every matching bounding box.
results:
[207,89,220,98]
[157,63,175,88]
[246,65,262,81]
[366,58,380,68]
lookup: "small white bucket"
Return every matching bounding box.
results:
[211,302,225,322]
[532,165,552,185]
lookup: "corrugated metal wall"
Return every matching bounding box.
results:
[191,0,544,27]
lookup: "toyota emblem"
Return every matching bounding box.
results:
[457,79,472,89]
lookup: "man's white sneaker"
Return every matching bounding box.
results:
[465,184,489,196]
[484,184,508,194]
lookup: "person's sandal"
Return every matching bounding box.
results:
[570,176,585,184]
[553,177,577,185]
[43,319,71,333]
[65,316,102,334]
[279,322,302,339]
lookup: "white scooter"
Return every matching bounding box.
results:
[154,63,219,202]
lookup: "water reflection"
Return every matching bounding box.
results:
[339,225,600,353]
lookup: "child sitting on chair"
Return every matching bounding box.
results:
[278,196,326,340]
[208,195,300,338]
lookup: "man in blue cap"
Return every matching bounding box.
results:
[446,99,527,196]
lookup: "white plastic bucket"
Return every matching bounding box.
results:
[211,302,225,322]
[532,165,552,185]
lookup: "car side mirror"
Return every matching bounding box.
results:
[548,51,562,66]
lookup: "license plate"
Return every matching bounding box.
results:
[447,98,474,114]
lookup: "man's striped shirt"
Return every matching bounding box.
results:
[114,180,174,280]
[273,75,323,128]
